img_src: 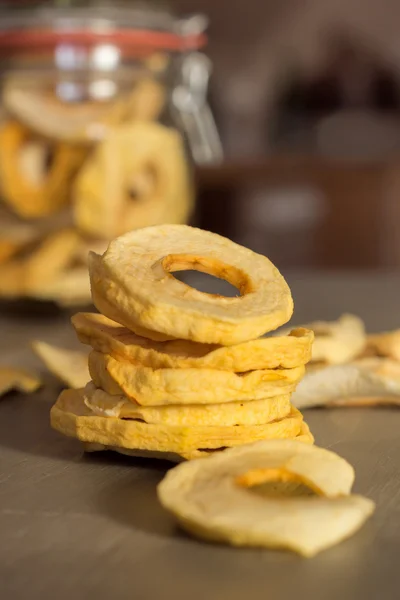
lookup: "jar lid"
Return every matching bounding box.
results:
[0,1,207,54]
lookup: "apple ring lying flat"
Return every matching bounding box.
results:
[292,358,400,409]
[72,313,313,372]
[88,351,304,406]
[82,382,293,426]
[89,225,294,345]
[157,439,375,556]
[82,421,314,461]
[51,388,305,456]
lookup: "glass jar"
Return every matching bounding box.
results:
[0,0,222,307]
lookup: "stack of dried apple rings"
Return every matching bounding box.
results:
[51,225,314,461]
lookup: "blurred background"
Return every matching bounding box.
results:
[0,0,399,311]
[179,0,400,269]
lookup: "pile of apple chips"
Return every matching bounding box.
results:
[51,225,315,461]
[279,314,400,409]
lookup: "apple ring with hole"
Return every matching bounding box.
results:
[88,351,305,407]
[82,421,315,462]
[157,439,375,557]
[89,225,294,345]
[72,312,313,372]
[51,388,305,457]
[82,382,293,427]
[73,122,193,240]
[0,121,85,219]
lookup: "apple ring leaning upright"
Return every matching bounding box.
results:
[0,121,85,219]
[89,225,294,345]
[73,122,193,239]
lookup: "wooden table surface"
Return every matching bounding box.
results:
[1,270,400,600]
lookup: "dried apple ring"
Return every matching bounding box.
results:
[73,123,193,239]
[82,421,314,462]
[72,313,313,372]
[82,382,293,426]
[88,351,304,406]
[292,358,400,409]
[0,121,85,219]
[89,225,294,345]
[51,388,304,455]
[157,439,375,556]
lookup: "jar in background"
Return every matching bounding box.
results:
[0,0,222,307]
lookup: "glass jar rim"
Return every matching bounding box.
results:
[0,4,207,53]
[0,28,206,54]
